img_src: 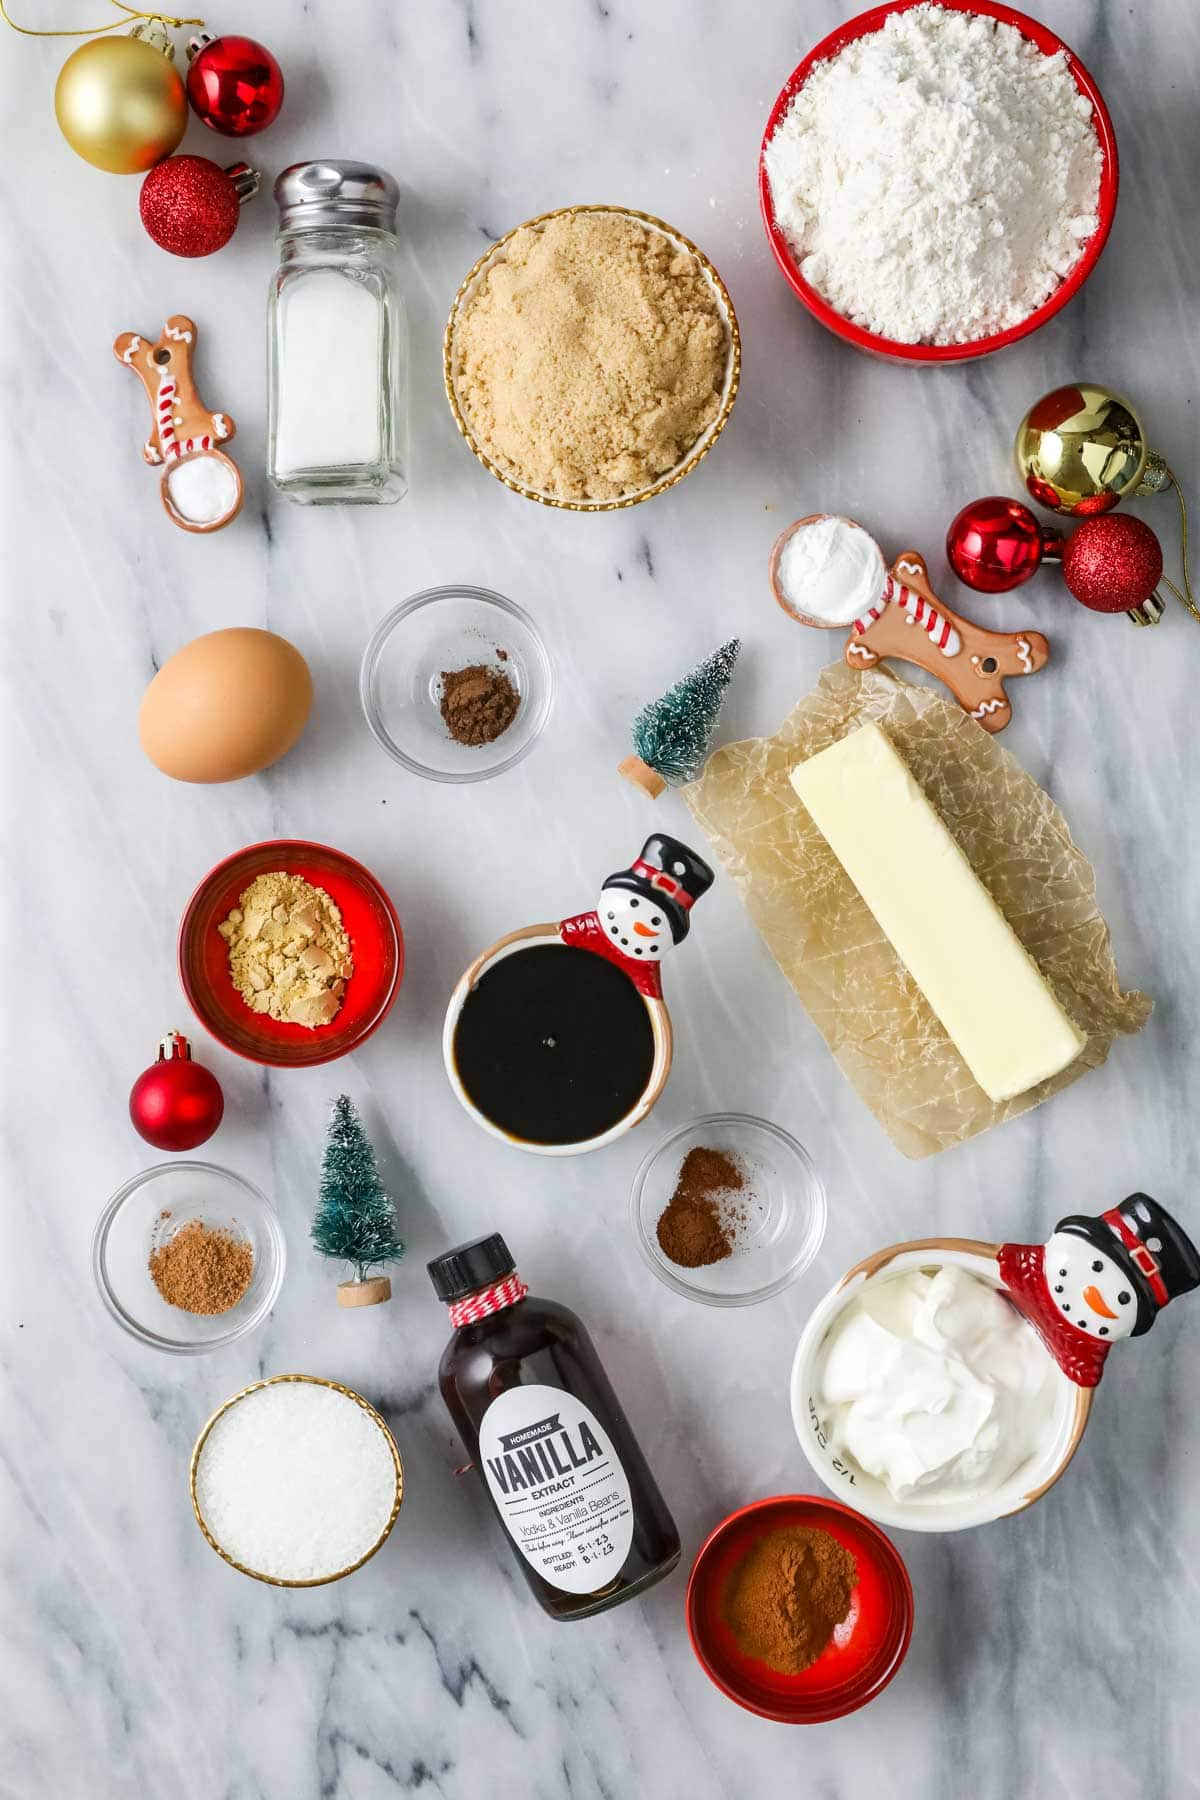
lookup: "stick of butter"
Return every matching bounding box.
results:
[790,723,1085,1103]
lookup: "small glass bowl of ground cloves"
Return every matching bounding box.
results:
[359,585,553,783]
[629,1113,826,1306]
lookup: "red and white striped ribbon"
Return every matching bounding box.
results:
[852,575,961,657]
[447,1272,529,1329]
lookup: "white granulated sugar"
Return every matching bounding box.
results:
[764,4,1103,344]
[194,1381,397,1582]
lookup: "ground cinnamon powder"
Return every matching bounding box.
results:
[722,1526,857,1674]
[439,662,520,746]
[149,1218,254,1316]
[656,1146,745,1268]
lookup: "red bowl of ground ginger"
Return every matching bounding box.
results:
[179,839,404,1068]
[686,1494,913,1722]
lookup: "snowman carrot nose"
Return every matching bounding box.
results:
[1083,1285,1118,1319]
[632,922,658,938]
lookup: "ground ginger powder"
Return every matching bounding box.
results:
[453,211,728,501]
[219,871,353,1028]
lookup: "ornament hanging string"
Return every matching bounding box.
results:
[0,0,203,37]
[1155,470,1198,623]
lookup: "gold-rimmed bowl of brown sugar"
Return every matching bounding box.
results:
[189,1374,404,1587]
[443,204,741,512]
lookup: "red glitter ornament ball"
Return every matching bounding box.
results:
[139,155,258,257]
[129,1032,224,1152]
[140,155,241,256]
[1061,514,1164,614]
[946,496,1063,594]
[186,33,284,137]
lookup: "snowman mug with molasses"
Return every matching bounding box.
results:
[443,834,713,1155]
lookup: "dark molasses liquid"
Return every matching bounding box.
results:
[435,1276,681,1620]
[453,944,655,1144]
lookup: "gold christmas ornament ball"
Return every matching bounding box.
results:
[1015,382,1153,517]
[55,36,187,174]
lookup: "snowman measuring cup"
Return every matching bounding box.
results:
[444,834,714,1155]
[770,513,1049,733]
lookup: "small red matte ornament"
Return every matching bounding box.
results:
[186,33,284,137]
[1062,514,1164,615]
[139,155,259,258]
[130,1031,224,1151]
[946,496,1064,594]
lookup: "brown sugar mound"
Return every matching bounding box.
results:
[453,211,728,501]
[722,1526,857,1674]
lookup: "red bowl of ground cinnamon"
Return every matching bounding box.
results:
[686,1494,913,1722]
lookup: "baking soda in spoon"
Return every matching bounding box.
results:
[775,516,886,625]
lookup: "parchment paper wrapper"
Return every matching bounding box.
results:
[683,664,1151,1159]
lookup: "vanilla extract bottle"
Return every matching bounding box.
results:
[429,1233,680,1620]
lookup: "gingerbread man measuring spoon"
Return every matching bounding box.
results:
[771,514,1049,732]
[113,315,243,535]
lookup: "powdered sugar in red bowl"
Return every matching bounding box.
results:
[759,1,1118,362]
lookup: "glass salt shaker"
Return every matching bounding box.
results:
[268,160,409,506]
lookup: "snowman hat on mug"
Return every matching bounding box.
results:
[601,834,714,944]
[1056,1193,1200,1336]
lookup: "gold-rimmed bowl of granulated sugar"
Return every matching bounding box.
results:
[443,204,741,511]
[190,1374,404,1587]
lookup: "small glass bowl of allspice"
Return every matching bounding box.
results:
[360,585,553,782]
[444,205,741,511]
[93,1162,285,1354]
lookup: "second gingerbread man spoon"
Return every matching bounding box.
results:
[770,514,1049,732]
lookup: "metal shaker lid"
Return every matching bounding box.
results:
[273,160,399,232]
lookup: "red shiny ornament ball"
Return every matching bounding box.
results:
[130,1032,224,1152]
[1062,514,1163,613]
[186,33,284,137]
[947,496,1062,593]
[140,155,241,257]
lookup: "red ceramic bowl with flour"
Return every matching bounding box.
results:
[791,1238,1092,1533]
[758,1,1118,363]
[179,839,404,1068]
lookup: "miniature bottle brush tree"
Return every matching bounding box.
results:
[312,1095,405,1307]
[620,639,740,797]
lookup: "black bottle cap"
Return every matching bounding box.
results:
[428,1233,515,1303]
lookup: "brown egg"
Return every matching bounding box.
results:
[139,628,313,783]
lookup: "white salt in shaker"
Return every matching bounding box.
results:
[268,160,409,505]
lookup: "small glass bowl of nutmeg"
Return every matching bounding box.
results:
[360,585,554,783]
[93,1161,286,1355]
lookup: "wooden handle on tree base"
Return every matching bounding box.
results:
[337,1275,393,1308]
[618,755,667,799]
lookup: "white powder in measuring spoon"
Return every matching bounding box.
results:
[764,4,1103,344]
[194,1380,398,1582]
[777,516,886,625]
[166,453,239,526]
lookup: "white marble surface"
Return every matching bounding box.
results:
[3,2,1199,1795]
